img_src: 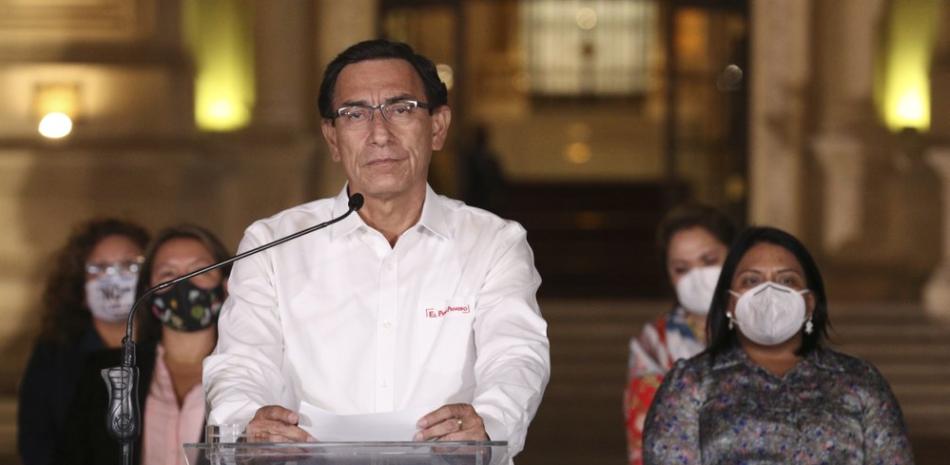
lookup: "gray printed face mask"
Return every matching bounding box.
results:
[85,274,137,323]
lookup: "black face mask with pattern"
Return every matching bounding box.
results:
[149,279,224,332]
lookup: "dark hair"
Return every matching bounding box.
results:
[318,39,448,119]
[705,226,830,357]
[135,224,231,347]
[38,218,149,344]
[656,204,737,270]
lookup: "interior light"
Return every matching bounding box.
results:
[895,89,926,123]
[33,82,80,138]
[38,112,73,139]
[878,0,938,131]
[186,0,255,131]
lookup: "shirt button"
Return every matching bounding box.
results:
[380,381,389,388]
[382,321,392,329]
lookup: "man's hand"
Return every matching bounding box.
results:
[246,405,314,443]
[415,403,489,441]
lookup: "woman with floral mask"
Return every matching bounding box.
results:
[19,218,148,465]
[61,224,230,465]
[643,226,913,465]
[625,205,736,465]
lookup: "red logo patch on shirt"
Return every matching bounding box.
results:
[425,304,471,318]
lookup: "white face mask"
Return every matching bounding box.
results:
[729,282,809,346]
[675,266,722,315]
[85,274,137,323]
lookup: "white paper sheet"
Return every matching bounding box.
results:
[297,402,430,442]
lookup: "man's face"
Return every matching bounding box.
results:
[321,59,451,201]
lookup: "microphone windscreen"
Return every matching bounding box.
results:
[348,193,365,211]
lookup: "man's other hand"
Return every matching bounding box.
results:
[415,403,489,441]
[246,405,314,443]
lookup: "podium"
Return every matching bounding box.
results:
[182,441,509,465]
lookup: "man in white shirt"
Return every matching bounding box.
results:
[203,39,550,457]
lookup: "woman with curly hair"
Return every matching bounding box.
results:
[18,218,149,465]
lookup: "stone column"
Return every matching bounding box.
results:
[923,3,950,318]
[931,2,950,137]
[312,0,379,198]
[253,0,310,131]
[812,135,865,251]
[809,0,884,253]
[923,147,950,321]
[748,0,812,234]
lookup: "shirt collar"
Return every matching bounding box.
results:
[328,183,452,241]
[329,184,366,241]
[417,184,452,240]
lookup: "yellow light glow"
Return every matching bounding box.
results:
[34,83,81,119]
[895,89,926,123]
[878,0,939,131]
[185,0,255,132]
[209,99,240,120]
[38,112,73,139]
[564,142,592,164]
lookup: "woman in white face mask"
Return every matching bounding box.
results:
[18,218,149,465]
[643,226,912,465]
[625,205,735,465]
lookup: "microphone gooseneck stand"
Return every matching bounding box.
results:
[102,193,364,465]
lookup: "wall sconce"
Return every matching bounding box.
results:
[34,82,81,139]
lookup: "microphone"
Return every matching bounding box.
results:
[102,193,364,461]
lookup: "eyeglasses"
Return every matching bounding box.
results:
[86,257,144,278]
[333,99,429,129]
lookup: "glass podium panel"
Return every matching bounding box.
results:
[183,441,509,465]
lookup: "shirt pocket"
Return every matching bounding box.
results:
[416,294,476,374]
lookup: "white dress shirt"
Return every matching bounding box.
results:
[204,185,550,456]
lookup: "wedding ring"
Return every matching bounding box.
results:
[456,418,463,429]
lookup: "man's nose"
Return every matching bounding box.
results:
[368,109,394,144]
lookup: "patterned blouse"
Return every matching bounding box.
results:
[625,306,705,465]
[643,346,914,465]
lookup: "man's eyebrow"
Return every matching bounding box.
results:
[384,94,416,104]
[339,94,418,108]
[339,99,370,108]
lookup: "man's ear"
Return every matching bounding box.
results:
[430,106,452,151]
[321,119,342,162]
